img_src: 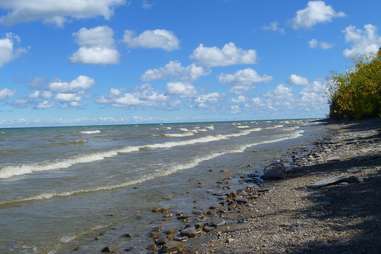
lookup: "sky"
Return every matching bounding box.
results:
[0,0,381,127]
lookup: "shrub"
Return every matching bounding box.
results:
[329,49,381,119]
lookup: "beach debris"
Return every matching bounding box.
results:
[262,162,287,180]
[309,175,362,189]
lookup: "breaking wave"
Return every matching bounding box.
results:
[0,127,264,179]
[0,129,303,207]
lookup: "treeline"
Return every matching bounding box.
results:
[329,49,381,119]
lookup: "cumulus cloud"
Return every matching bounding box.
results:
[0,88,14,100]
[97,84,167,107]
[22,75,96,108]
[289,74,309,86]
[49,75,94,92]
[0,33,27,67]
[141,61,207,82]
[300,80,329,105]
[292,1,345,29]
[343,24,381,59]
[195,92,221,108]
[219,68,272,92]
[253,80,329,113]
[232,95,246,104]
[71,26,119,64]
[123,29,179,51]
[166,82,196,97]
[191,42,256,67]
[0,0,125,26]
[308,39,333,49]
[262,21,285,33]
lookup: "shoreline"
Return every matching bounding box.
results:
[54,119,381,253]
[186,118,381,254]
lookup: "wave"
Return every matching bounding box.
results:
[80,130,101,135]
[236,125,250,129]
[162,132,195,138]
[265,124,284,129]
[0,129,304,207]
[206,125,214,130]
[0,127,263,179]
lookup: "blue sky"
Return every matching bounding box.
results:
[0,0,380,127]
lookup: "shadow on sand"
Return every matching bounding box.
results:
[287,119,381,254]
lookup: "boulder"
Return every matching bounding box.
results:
[262,162,286,180]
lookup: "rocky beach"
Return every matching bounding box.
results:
[103,118,381,254]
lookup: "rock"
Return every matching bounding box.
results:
[208,218,226,228]
[203,225,215,232]
[235,197,248,204]
[173,235,188,242]
[146,244,157,252]
[262,162,286,180]
[155,235,167,245]
[101,246,112,253]
[225,238,234,244]
[121,233,131,238]
[163,240,185,252]
[180,227,199,238]
[176,213,189,220]
[124,247,133,252]
[309,175,362,189]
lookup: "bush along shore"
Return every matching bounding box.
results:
[329,49,381,120]
[83,119,379,254]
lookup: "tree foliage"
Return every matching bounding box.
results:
[329,49,381,119]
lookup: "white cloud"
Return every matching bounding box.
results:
[230,104,241,113]
[141,61,207,81]
[166,82,196,97]
[292,1,345,29]
[0,33,26,67]
[262,21,285,33]
[289,74,309,86]
[123,29,179,51]
[55,93,81,102]
[49,75,94,92]
[343,24,381,59]
[71,26,119,64]
[309,39,333,49]
[195,92,221,108]
[0,88,14,100]
[0,0,125,26]
[252,80,329,113]
[219,68,272,91]
[36,100,53,109]
[97,84,167,107]
[300,80,328,105]
[232,95,246,104]
[191,42,256,67]
[29,90,52,99]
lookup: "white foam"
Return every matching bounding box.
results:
[163,132,195,138]
[265,124,284,129]
[0,129,304,207]
[80,130,101,135]
[237,125,250,129]
[179,128,189,132]
[0,127,263,179]
[206,125,214,130]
